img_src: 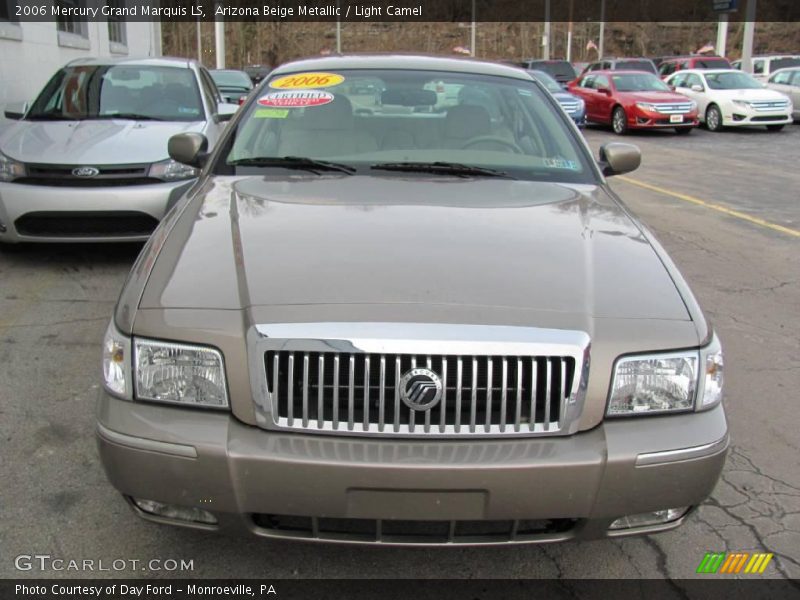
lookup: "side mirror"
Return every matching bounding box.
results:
[216,102,239,122]
[690,84,704,92]
[599,142,641,177]
[4,101,29,120]
[168,132,209,169]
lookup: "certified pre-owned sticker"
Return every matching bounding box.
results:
[269,72,345,90]
[257,90,335,108]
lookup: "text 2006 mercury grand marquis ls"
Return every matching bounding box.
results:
[97,55,727,545]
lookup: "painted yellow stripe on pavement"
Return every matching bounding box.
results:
[617,176,800,239]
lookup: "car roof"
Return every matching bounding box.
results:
[583,69,656,76]
[751,54,800,59]
[675,69,739,75]
[269,54,532,81]
[65,56,195,68]
[663,55,728,62]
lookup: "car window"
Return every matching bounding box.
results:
[211,70,252,89]
[199,68,222,106]
[792,71,800,86]
[579,75,595,89]
[659,62,675,76]
[219,69,596,184]
[693,57,731,69]
[27,64,204,121]
[611,73,671,92]
[770,57,800,71]
[685,73,703,89]
[614,60,657,74]
[753,60,764,74]
[770,71,792,84]
[670,73,687,88]
[594,75,610,89]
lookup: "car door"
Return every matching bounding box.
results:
[197,67,225,147]
[573,75,598,121]
[752,59,766,81]
[790,71,800,112]
[593,74,614,123]
[676,73,708,114]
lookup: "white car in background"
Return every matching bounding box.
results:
[765,67,800,121]
[666,69,793,132]
[732,55,800,82]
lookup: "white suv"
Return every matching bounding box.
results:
[732,55,800,82]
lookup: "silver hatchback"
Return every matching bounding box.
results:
[0,57,237,243]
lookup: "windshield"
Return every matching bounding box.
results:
[211,70,252,89]
[27,65,204,121]
[615,60,657,74]
[218,69,595,184]
[530,61,576,80]
[528,70,562,93]
[693,57,731,69]
[612,72,671,92]
[704,71,763,90]
[771,57,800,71]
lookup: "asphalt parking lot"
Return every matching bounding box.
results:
[1,122,798,581]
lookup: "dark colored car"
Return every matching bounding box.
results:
[658,56,732,79]
[578,58,659,79]
[243,64,272,85]
[210,69,254,105]
[528,69,586,126]
[568,70,699,134]
[521,59,577,87]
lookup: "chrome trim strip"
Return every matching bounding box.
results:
[635,435,729,466]
[96,423,197,458]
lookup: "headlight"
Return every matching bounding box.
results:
[102,321,132,399]
[688,100,698,110]
[0,150,25,182]
[134,338,228,408]
[732,99,750,109]
[698,334,723,410]
[635,102,656,111]
[148,158,198,182]
[607,351,697,416]
[575,97,585,111]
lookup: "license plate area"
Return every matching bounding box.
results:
[670,114,684,123]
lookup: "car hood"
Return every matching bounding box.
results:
[553,92,581,103]
[140,176,690,324]
[709,88,790,102]
[617,91,692,103]
[0,119,205,165]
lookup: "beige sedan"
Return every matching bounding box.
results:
[766,67,800,120]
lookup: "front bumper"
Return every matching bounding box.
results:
[722,109,792,127]
[96,391,728,545]
[630,111,699,129]
[0,179,193,243]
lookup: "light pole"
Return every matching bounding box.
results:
[543,0,550,60]
[741,0,756,72]
[471,0,476,57]
[598,0,606,58]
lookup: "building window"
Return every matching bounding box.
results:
[55,0,88,37]
[106,0,127,48]
[0,0,23,40]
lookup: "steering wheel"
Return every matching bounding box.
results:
[461,136,524,154]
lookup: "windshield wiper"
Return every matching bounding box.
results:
[370,161,515,179]
[227,156,356,175]
[88,113,167,121]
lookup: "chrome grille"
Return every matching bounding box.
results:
[265,351,575,436]
[18,163,160,187]
[558,99,580,114]
[749,100,789,112]
[652,102,694,114]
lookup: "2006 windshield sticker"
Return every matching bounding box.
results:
[269,72,345,90]
[257,90,335,108]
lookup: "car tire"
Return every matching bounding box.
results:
[675,127,692,135]
[705,105,723,132]
[612,106,628,135]
[766,124,785,132]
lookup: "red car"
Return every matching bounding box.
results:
[568,70,700,135]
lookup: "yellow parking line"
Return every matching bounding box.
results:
[617,176,800,238]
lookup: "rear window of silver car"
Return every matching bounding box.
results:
[220,69,595,183]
